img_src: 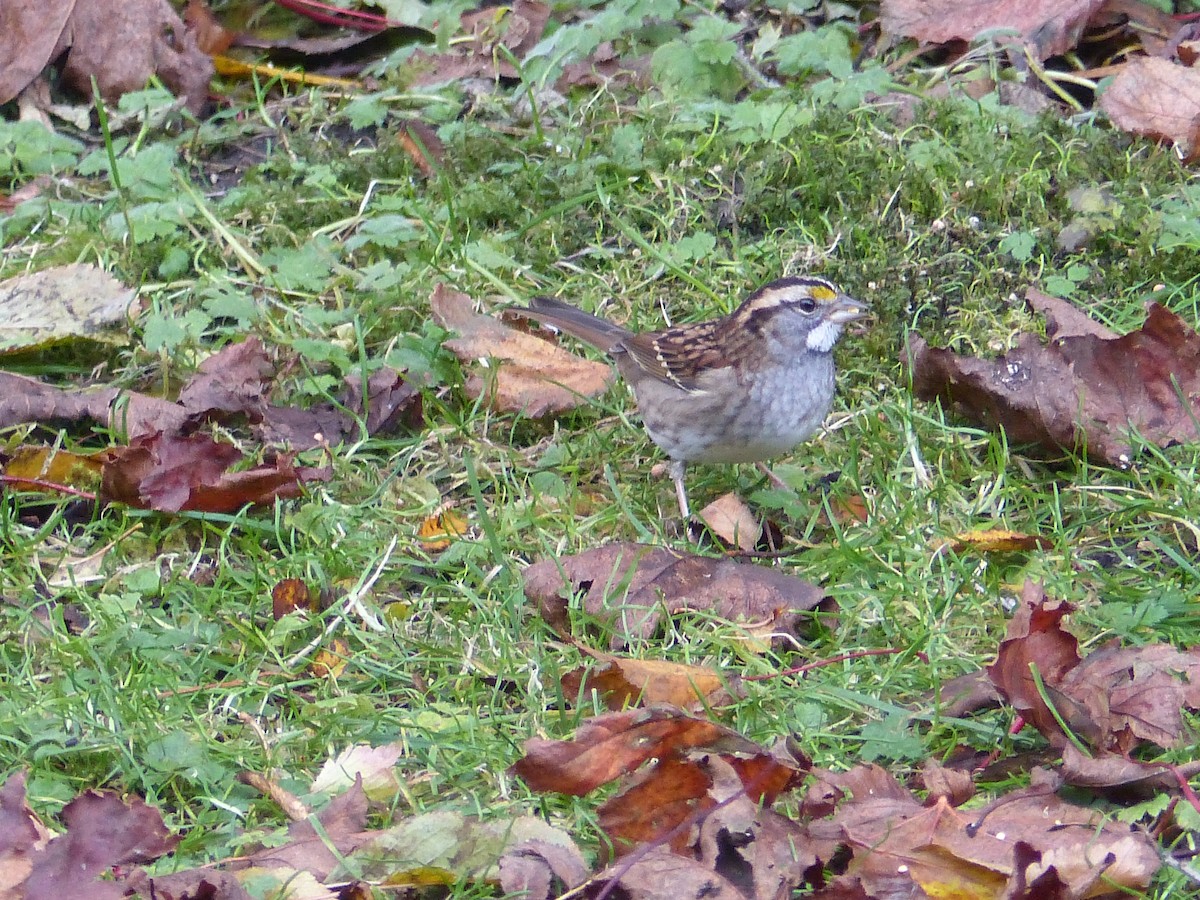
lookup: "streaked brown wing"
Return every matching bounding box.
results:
[622,319,752,392]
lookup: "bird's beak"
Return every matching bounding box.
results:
[827,293,870,324]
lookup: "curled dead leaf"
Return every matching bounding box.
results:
[523,542,833,649]
[909,292,1200,466]
[431,284,614,417]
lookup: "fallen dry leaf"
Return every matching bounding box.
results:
[588,845,745,900]
[0,336,419,460]
[1100,56,1200,161]
[909,290,1200,466]
[987,581,1200,754]
[561,645,738,710]
[523,542,832,649]
[99,433,326,513]
[408,0,550,84]
[416,507,469,551]
[940,528,1053,554]
[513,707,806,863]
[498,838,588,900]
[431,283,614,417]
[697,492,761,551]
[0,771,179,900]
[271,577,316,619]
[879,0,1105,60]
[56,0,213,112]
[0,0,76,106]
[0,264,135,356]
[986,582,1087,749]
[815,764,1160,898]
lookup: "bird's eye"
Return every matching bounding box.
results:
[797,297,818,314]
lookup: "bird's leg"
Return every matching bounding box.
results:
[668,460,691,520]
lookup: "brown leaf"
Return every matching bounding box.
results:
[183,0,235,54]
[99,433,323,513]
[511,707,731,796]
[239,777,369,879]
[0,0,76,106]
[695,756,817,897]
[589,845,745,900]
[1100,56,1200,161]
[408,0,550,84]
[0,175,54,214]
[0,773,52,894]
[909,293,1200,466]
[498,839,589,900]
[1057,642,1200,752]
[54,0,213,112]
[430,283,613,417]
[271,578,316,619]
[986,582,1085,749]
[523,542,831,649]
[697,492,761,551]
[22,784,178,900]
[514,708,806,866]
[941,528,1052,554]
[1026,287,1116,340]
[823,764,1160,898]
[0,371,187,437]
[987,582,1200,753]
[561,646,738,710]
[879,0,1105,60]
[394,120,445,176]
[178,337,275,423]
[1061,743,1200,795]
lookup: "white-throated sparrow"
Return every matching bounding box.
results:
[512,276,868,518]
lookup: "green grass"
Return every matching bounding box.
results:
[2,69,1200,896]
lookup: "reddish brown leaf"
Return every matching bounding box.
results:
[511,708,730,796]
[178,337,275,424]
[183,0,235,54]
[1057,642,1200,752]
[271,578,315,619]
[590,845,744,900]
[909,293,1200,466]
[598,754,714,852]
[0,0,76,106]
[431,284,614,417]
[987,582,1200,753]
[0,371,187,438]
[879,0,1104,60]
[238,777,369,879]
[0,175,53,213]
[986,582,1084,749]
[1100,57,1200,161]
[394,120,445,176]
[821,764,1159,898]
[56,0,213,112]
[22,785,178,900]
[99,433,323,513]
[523,542,832,649]
[1061,743,1200,795]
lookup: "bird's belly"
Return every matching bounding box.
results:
[637,357,836,464]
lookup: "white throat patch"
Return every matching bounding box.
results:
[806,319,843,352]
